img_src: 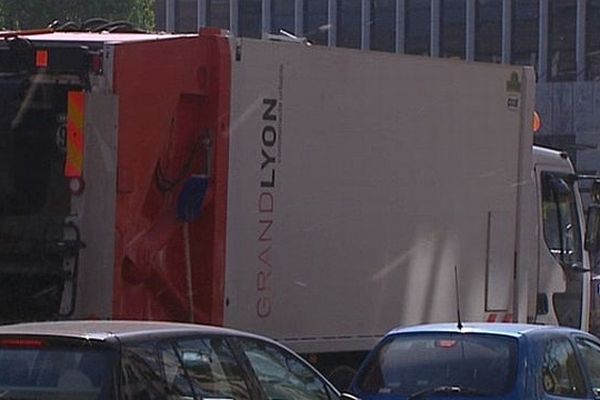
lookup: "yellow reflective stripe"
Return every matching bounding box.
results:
[65,91,85,177]
[69,101,84,131]
[66,137,83,173]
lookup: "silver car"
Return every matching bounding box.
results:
[0,320,345,400]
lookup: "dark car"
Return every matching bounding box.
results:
[0,320,345,399]
[348,322,600,400]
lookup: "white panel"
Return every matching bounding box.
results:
[70,93,118,319]
[225,38,533,353]
[486,211,514,311]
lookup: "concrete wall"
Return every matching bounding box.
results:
[536,82,600,172]
[536,82,600,204]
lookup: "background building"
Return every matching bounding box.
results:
[154,0,600,203]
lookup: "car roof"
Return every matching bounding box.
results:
[386,322,583,338]
[0,320,270,343]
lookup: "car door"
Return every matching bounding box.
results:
[574,335,600,398]
[159,334,259,400]
[540,336,588,399]
[535,168,587,329]
[234,337,341,400]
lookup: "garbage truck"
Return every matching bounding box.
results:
[0,27,591,383]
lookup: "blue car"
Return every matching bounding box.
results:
[348,323,600,400]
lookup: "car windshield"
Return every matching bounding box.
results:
[0,337,115,400]
[355,332,518,396]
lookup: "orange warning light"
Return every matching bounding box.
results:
[533,111,542,133]
[35,50,48,68]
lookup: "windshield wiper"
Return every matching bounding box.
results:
[408,385,486,400]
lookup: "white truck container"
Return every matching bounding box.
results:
[0,29,590,386]
[224,38,590,381]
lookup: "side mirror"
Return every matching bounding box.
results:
[585,204,600,253]
[592,180,600,203]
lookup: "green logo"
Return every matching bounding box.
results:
[506,72,521,93]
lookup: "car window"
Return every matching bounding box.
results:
[172,336,251,400]
[0,337,114,400]
[159,342,196,399]
[542,337,586,397]
[575,337,600,396]
[354,333,516,396]
[237,337,333,400]
[121,343,169,400]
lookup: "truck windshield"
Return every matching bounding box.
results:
[0,337,115,399]
[355,333,517,396]
[541,172,583,268]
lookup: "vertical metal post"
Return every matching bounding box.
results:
[361,0,371,50]
[466,0,476,61]
[328,0,337,46]
[197,0,208,29]
[502,0,512,64]
[576,0,586,81]
[263,0,272,38]
[431,0,441,57]
[538,0,549,82]
[396,0,405,53]
[230,0,239,36]
[295,0,305,36]
[166,0,177,32]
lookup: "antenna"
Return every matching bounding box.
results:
[454,265,463,330]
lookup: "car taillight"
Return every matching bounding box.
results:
[436,340,457,348]
[0,338,46,348]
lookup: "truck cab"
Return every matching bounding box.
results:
[532,146,590,331]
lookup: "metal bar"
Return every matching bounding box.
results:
[431,0,441,57]
[295,0,305,36]
[361,0,371,50]
[396,0,405,53]
[502,0,512,64]
[538,0,549,82]
[166,0,176,32]
[576,0,586,81]
[328,0,337,46]
[230,0,239,36]
[263,0,272,38]
[0,28,53,38]
[466,0,475,61]
[197,0,208,29]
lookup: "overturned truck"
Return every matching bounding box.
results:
[0,28,592,382]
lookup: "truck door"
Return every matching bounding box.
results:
[535,164,588,329]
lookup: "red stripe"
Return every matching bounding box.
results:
[487,314,497,322]
[502,313,513,322]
